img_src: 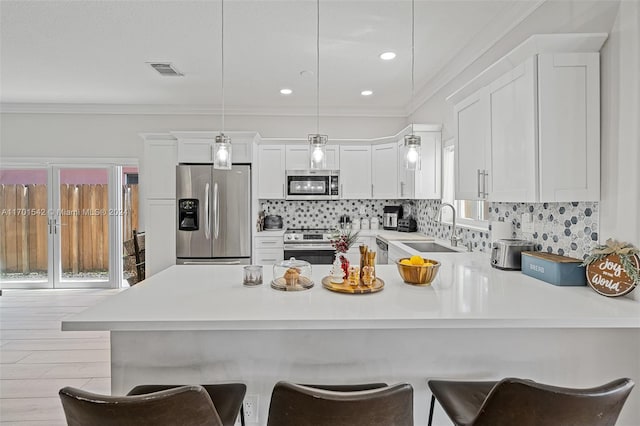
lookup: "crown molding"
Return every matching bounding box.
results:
[0,102,406,118]
[404,0,547,116]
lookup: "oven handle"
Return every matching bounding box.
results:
[284,245,335,251]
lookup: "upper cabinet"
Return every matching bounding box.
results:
[537,53,600,201]
[414,130,442,200]
[340,145,372,199]
[372,143,398,199]
[175,132,254,164]
[258,145,286,199]
[454,90,490,201]
[285,145,339,170]
[450,34,605,203]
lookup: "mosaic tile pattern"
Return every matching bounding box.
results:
[490,201,599,260]
[261,199,600,258]
[259,199,408,229]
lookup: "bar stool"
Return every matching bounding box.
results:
[267,381,414,426]
[127,383,246,426]
[427,377,634,426]
[60,385,223,426]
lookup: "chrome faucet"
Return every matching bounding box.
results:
[439,203,463,247]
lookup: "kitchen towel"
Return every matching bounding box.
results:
[491,220,513,242]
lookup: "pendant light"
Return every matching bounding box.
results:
[309,0,327,169]
[214,0,232,170]
[404,0,421,171]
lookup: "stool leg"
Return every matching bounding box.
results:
[240,405,245,426]
[428,394,435,426]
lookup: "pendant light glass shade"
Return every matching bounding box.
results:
[309,0,328,169]
[214,133,232,170]
[309,134,328,169]
[214,0,232,170]
[404,134,421,171]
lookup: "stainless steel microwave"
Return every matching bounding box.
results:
[285,170,340,200]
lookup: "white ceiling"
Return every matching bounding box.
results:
[0,0,548,115]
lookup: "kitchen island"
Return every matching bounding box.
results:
[63,252,640,425]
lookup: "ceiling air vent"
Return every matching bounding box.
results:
[147,62,183,77]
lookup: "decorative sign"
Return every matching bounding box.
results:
[586,254,639,297]
[583,239,640,297]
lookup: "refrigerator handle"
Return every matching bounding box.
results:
[204,183,211,239]
[214,182,220,239]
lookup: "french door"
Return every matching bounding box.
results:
[0,164,123,288]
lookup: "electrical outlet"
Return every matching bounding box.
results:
[243,395,259,423]
[359,205,366,216]
[521,213,535,234]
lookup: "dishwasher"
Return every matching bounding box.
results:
[376,237,388,264]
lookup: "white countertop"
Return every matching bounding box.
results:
[63,252,640,332]
[255,229,432,241]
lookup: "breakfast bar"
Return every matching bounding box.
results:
[62,253,640,425]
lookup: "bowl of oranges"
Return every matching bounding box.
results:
[396,255,441,285]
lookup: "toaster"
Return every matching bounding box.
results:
[490,239,536,270]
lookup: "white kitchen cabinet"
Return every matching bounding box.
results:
[487,57,538,202]
[144,139,177,199]
[258,145,286,199]
[538,53,600,201]
[254,234,284,266]
[454,88,490,201]
[286,145,339,170]
[372,143,398,199]
[340,146,372,199]
[177,137,253,164]
[145,199,176,276]
[414,131,442,200]
[453,52,600,202]
[397,139,415,199]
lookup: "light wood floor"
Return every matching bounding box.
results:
[0,288,120,425]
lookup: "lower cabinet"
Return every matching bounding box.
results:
[388,244,410,265]
[344,237,376,265]
[254,235,284,266]
[145,199,176,277]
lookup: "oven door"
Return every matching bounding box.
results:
[284,246,335,265]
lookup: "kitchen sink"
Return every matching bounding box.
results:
[402,242,460,253]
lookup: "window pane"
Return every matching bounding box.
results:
[0,168,49,283]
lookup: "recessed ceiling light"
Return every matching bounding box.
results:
[361,90,373,96]
[280,88,293,95]
[379,52,396,61]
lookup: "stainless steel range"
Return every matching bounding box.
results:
[283,229,335,264]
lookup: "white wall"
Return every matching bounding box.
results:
[600,0,640,301]
[0,112,405,160]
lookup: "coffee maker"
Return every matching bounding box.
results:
[383,206,403,230]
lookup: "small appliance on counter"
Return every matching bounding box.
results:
[264,215,283,230]
[490,239,536,270]
[397,218,418,233]
[383,206,403,230]
[338,214,351,229]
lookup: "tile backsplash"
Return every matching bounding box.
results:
[260,199,599,259]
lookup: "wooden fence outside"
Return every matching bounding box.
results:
[0,184,138,274]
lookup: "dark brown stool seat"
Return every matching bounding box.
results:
[60,385,223,426]
[128,383,246,426]
[427,377,634,426]
[267,381,414,426]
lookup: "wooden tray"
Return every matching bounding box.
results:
[271,276,314,291]
[322,276,384,294]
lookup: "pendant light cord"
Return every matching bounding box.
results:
[410,0,415,136]
[221,0,225,134]
[316,0,320,135]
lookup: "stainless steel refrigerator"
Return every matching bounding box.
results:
[176,164,251,265]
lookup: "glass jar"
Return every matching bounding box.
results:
[271,257,314,291]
